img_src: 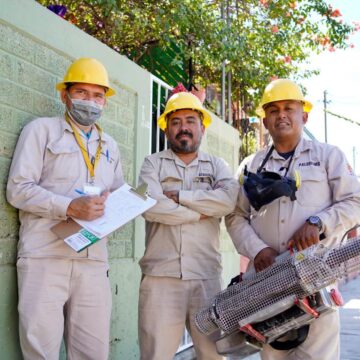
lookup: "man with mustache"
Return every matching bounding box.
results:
[6,58,124,360]
[138,91,238,360]
[226,79,360,360]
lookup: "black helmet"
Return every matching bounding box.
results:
[243,168,298,211]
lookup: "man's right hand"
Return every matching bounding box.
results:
[254,247,279,272]
[66,193,108,221]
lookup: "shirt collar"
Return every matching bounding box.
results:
[267,137,312,160]
[61,116,109,143]
[159,149,211,166]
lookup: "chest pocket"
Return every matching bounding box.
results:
[44,142,79,182]
[192,176,213,190]
[161,176,183,191]
[296,168,330,207]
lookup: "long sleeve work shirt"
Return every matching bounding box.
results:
[139,149,239,280]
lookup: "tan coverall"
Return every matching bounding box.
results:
[7,116,124,360]
[138,149,239,360]
[226,137,360,360]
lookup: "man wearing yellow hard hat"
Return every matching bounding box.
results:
[7,58,124,359]
[226,79,360,360]
[137,91,238,359]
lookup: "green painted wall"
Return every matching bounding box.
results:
[0,0,241,358]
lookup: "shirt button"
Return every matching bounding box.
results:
[281,219,285,223]
[282,200,286,204]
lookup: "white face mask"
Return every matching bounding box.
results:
[67,96,103,126]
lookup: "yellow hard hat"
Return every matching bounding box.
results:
[56,58,115,97]
[256,79,312,118]
[158,92,212,131]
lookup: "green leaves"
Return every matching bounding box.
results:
[39,0,356,111]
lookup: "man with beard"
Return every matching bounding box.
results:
[137,91,238,360]
[6,58,124,360]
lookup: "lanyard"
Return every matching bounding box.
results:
[65,114,103,182]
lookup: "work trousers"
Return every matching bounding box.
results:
[17,258,111,360]
[138,275,223,360]
[261,310,340,360]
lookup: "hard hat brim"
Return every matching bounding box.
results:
[256,99,313,119]
[158,108,212,131]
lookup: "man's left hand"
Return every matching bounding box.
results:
[163,190,179,203]
[288,223,321,251]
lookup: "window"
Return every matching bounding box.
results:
[150,76,172,154]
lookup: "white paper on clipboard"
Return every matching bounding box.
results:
[73,183,156,238]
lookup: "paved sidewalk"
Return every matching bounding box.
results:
[339,276,360,360]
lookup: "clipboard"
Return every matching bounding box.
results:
[52,218,101,252]
[51,182,156,252]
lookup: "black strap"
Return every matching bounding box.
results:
[270,325,310,351]
[282,150,295,177]
[257,145,274,173]
[258,145,296,177]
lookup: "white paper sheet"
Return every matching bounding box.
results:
[73,183,156,238]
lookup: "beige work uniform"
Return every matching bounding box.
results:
[7,116,124,360]
[226,137,360,360]
[138,149,239,360]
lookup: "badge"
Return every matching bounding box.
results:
[83,183,102,196]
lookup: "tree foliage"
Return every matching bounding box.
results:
[39,0,356,112]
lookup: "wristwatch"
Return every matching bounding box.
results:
[306,216,323,232]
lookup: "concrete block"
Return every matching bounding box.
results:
[0,236,18,265]
[14,58,58,97]
[220,141,234,166]
[0,23,35,63]
[0,265,22,359]
[124,239,134,258]
[0,79,33,114]
[127,127,135,147]
[33,46,70,78]
[105,122,129,147]
[0,50,13,79]
[32,93,64,117]
[0,186,12,207]
[108,237,126,259]
[0,131,18,159]
[108,225,134,260]
[103,101,117,122]
[117,101,137,128]
[107,81,123,99]
[0,188,19,247]
[0,104,32,136]
[108,259,141,360]
[0,157,11,185]
[108,225,132,242]
[0,78,14,108]
[206,132,220,156]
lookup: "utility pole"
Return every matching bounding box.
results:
[323,90,329,143]
[226,0,231,124]
[221,1,226,121]
[353,146,356,174]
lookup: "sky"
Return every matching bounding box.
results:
[300,1,360,174]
